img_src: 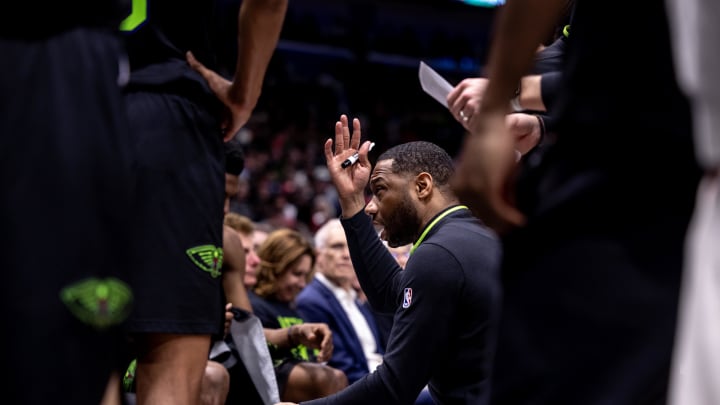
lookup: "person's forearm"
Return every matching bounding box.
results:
[223,226,252,311]
[338,195,367,219]
[482,0,567,114]
[516,74,545,112]
[224,274,252,312]
[231,0,288,107]
[264,326,295,348]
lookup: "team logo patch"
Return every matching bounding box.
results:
[123,358,137,393]
[402,287,413,308]
[186,245,223,278]
[60,277,133,329]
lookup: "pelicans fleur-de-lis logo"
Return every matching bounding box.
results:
[60,277,133,329]
[186,245,223,278]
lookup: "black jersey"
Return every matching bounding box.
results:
[122,0,220,91]
[303,208,502,405]
[554,0,692,156]
[492,1,701,404]
[248,291,317,364]
[518,0,698,221]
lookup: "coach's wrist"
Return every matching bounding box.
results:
[338,197,367,220]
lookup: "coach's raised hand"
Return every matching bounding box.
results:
[324,114,373,218]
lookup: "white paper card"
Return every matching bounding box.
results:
[418,61,454,108]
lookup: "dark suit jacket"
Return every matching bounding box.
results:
[296,278,385,383]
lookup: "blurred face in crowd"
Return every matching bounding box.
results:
[253,229,269,253]
[237,230,260,288]
[388,244,412,269]
[274,254,313,303]
[365,159,422,248]
[316,225,354,288]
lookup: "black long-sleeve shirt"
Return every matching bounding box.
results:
[302,206,502,405]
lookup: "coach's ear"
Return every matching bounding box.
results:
[414,172,433,201]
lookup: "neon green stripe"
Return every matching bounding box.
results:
[409,205,468,255]
[119,0,147,32]
[563,24,571,38]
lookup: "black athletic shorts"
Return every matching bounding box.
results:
[226,359,266,405]
[123,87,225,335]
[0,28,135,404]
[275,358,304,398]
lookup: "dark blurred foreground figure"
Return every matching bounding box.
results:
[278,117,502,405]
[120,0,287,403]
[451,0,701,403]
[0,1,135,403]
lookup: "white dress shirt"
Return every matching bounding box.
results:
[316,273,383,373]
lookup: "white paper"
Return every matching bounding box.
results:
[418,61,454,109]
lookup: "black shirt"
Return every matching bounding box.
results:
[302,207,502,405]
[519,0,698,221]
[494,1,701,404]
[249,291,315,364]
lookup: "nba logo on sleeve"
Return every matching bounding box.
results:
[402,288,413,308]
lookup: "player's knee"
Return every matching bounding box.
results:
[205,361,230,389]
[321,367,348,396]
[333,368,348,390]
[201,361,230,405]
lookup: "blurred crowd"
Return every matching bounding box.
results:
[226,0,487,236]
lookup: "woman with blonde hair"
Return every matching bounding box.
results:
[253,229,316,301]
[250,228,347,403]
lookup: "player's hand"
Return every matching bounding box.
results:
[447,77,489,130]
[506,113,543,155]
[452,110,525,234]
[186,51,254,142]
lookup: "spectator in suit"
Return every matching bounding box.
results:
[296,219,385,384]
